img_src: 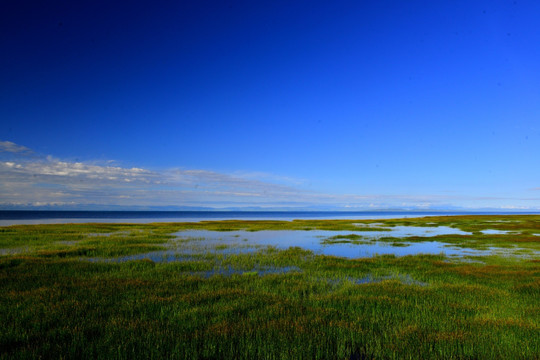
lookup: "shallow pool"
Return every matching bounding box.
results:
[171,227,491,259]
[79,225,538,263]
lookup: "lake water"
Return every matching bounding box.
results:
[1,210,536,226]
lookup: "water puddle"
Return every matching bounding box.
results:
[480,229,513,235]
[86,232,114,237]
[57,240,80,245]
[0,247,26,256]
[352,223,389,230]
[335,225,469,238]
[483,220,519,223]
[86,230,142,237]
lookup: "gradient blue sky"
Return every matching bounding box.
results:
[1,0,539,210]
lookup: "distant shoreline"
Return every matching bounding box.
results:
[1,210,539,226]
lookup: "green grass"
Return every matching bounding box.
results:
[0,216,539,359]
[321,234,367,245]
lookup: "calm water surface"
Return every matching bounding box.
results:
[84,226,496,262]
[1,210,534,226]
[171,227,488,259]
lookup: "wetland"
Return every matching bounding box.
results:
[0,215,538,359]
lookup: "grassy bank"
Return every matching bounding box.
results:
[0,216,539,359]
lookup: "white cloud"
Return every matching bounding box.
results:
[0,142,317,207]
[231,171,307,186]
[0,157,160,184]
[1,140,539,209]
[0,141,32,154]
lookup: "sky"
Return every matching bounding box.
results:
[1,0,540,210]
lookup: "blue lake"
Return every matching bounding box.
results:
[1,210,535,226]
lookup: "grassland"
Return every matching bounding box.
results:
[0,215,539,359]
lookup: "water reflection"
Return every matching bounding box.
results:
[75,226,534,263]
[172,227,490,259]
[480,229,513,235]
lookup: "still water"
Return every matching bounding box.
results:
[171,227,487,259]
[89,226,502,263]
[1,210,531,226]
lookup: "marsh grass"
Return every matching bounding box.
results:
[0,216,539,359]
[322,234,367,244]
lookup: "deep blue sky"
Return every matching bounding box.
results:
[1,0,539,209]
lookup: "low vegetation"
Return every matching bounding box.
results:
[0,215,538,359]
